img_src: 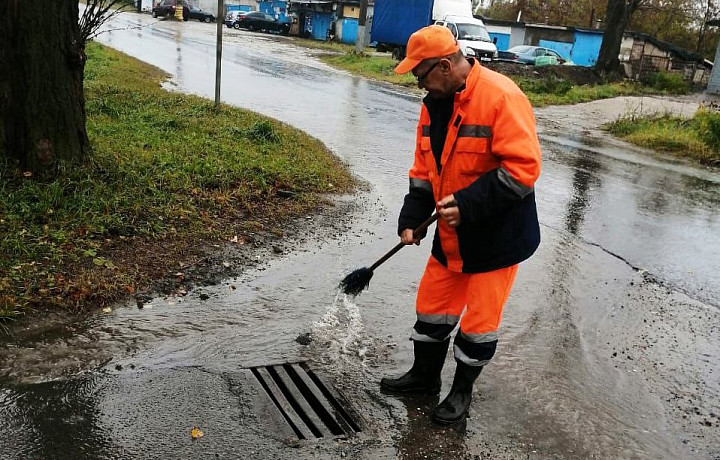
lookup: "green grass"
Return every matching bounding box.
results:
[320,53,417,86]
[517,78,654,107]
[0,41,354,319]
[605,108,720,165]
[645,71,690,95]
[290,37,374,54]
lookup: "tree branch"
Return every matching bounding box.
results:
[79,0,133,45]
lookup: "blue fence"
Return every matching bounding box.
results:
[539,39,573,60]
[258,0,290,23]
[226,5,252,12]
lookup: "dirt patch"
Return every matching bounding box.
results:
[485,61,605,86]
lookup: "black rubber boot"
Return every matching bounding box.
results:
[380,339,450,394]
[431,361,483,425]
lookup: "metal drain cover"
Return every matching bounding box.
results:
[248,362,361,440]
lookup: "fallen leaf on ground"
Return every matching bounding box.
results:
[190,426,204,439]
[102,307,112,313]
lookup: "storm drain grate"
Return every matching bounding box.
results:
[250,362,362,440]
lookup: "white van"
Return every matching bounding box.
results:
[434,15,498,61]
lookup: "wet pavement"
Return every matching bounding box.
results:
[1,12,719,460]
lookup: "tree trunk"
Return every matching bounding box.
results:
[0,0,91,174]
[594,0,637,76]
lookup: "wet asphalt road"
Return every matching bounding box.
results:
[1,12,719,460]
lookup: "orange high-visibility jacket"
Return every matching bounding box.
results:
[398,60,541,273]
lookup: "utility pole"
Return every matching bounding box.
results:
[215,0,223,107]
[354,0,368,53]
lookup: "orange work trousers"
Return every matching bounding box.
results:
[411,256,518,366]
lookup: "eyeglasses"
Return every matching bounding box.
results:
[415,60,440,84]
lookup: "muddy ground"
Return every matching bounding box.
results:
[0,194,364,370]
[485,61,605,86]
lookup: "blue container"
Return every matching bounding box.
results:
[571,30,604,67]
[489,32,510,51]
[341,18,359,44]
[305,12,333,41]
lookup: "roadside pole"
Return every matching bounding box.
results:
[354,0,368,53]
[215,0,223,107]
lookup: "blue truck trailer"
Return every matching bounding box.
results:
[371,0,497,60]
[372,0,433,58]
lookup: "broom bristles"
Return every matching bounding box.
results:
[339,267,374,296]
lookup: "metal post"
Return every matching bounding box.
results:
[354,0,368,53]
[215,0,223,107]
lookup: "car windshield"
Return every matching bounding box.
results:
[456,23,491,42]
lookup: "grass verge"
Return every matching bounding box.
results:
[288,37,374,54]
[514,77,653,107]
[320,53,417,87]
[605,107,720,166]
[0,41,355,320]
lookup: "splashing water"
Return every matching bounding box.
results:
[309,292,376,371]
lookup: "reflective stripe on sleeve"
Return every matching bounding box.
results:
[457,124,492,138]
[498,167,534,198]
[409,178,432,194]
[421,125,430,137]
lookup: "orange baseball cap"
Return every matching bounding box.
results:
[394,25,460,75]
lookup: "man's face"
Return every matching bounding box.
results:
[413,58,452,99]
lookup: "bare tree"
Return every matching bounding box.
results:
[0,0,131,175]
[595,0,644,76]
[695,0,719,52]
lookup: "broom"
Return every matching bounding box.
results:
[339,201,456,296]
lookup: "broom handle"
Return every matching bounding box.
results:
[368,200,456,271]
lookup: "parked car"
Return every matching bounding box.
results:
[496,45,571,65]
[225,10,252,28]
[152,0,189,20]
[187,5,215,23]
[234,12,290,35]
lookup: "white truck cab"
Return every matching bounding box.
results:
[435,15,498,61]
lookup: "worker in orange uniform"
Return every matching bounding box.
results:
[381,25,541,426]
